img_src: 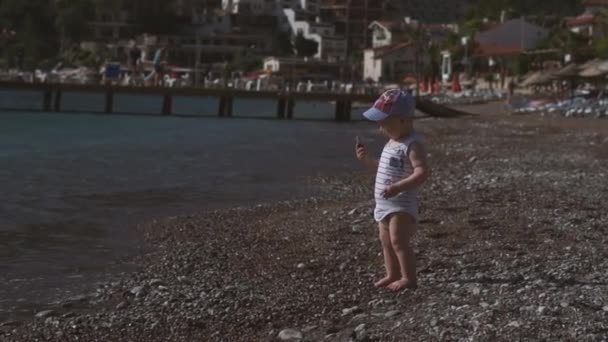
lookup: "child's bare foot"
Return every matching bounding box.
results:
[387,278,417,291]
[374,276,399,288]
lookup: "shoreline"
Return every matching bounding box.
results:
[2,112,608,341]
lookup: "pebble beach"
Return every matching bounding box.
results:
[2,106,608,341]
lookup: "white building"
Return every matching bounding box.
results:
[282,9,347,61]
[222,0,276,15]
[363,42,420,83]
[368,20,412,49]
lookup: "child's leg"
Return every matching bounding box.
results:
[387,213,417,291]
[374,220,400,288]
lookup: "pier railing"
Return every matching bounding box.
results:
[0,81,469,120]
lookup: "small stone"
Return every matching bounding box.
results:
[352,313,368,321]
[560,302,569,308]
[130,286,145,297]
[354,323,367,340]
[469,156,477,163]
[278,328,303,341]
[341,306,360,316]
[348,208,358,216]
[506,321,521,328]
[384,310,401,318]
[35,310,56,319]
[430,319,438,327]
[602,305,608,312]
[302,325,317,333]
[351,225,364,234]
[116,301,129,310]
[149,279,164,287]
[157,285,169,291]
[322,210,329,215]
[297,263,306,269]
[0,320,22,327]
[480,302,490,309]
[537,306,547,315]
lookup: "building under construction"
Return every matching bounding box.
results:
[320,0,401,55]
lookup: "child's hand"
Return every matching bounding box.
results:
[383,185,400,199]
[355,136,367,161]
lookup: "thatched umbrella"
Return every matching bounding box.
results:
[552,63,579,79]
[521,72,542,87]
[579,63,606,78]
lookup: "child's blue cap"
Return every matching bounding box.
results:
[363,89,416,122]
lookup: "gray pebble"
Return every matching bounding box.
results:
[35,310,56,319]
[384,310,401,318]
[278,328,303,341]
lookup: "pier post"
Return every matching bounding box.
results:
[226,96,233,117]
[105,89,114,114]
[162,94,172,116]
[334,100,344,121]
[42,89,52,112]
[276,97,286,119]
[53,90,62,112]
[343,100,352,122]
[218,96,226,117]
[219,96,233,117]
[286,98,295,119]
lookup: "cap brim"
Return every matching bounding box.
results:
[362,107,389,122]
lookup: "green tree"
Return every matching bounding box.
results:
[55,0,95,48]
[0,0,57,68]
[131,1,180,35]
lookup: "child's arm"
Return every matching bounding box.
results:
[355,137,379,170]
[384,142,430,197]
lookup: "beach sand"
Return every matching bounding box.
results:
[2,110,608,341]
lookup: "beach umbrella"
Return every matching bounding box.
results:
[579,64,607,78]
[521,72,542,87]
[451,72,462,93]
[553,63,579,79]
[420,79,428,92]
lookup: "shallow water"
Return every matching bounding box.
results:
[0,92,385,320]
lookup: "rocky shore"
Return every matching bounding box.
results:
[2,113,608,341]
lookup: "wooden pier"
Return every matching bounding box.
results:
[0,81,468,121]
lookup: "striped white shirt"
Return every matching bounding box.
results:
[374,134,419,222]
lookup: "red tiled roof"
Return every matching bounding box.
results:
[475,44,523,57]
[565,15,596,27]
[373,41,413,59]
[374,21,411,33]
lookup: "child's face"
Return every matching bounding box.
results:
[379,116,412,139]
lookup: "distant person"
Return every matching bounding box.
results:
[127,42,142,75]
[508,79,516,98]
[152,47,165,87]
[355,89,430,291]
